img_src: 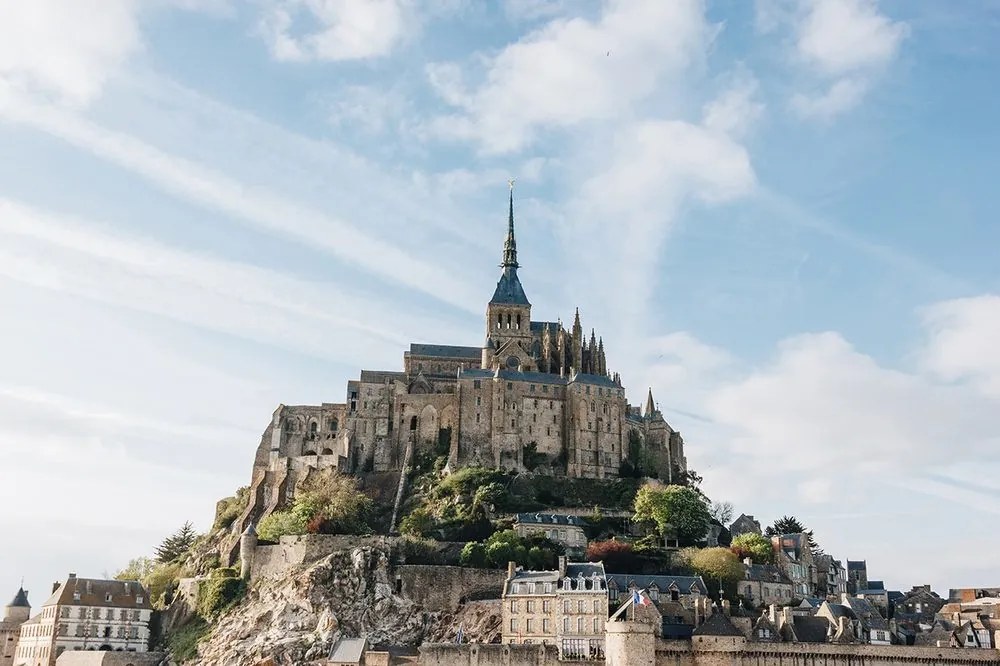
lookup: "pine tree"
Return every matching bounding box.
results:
[154,521,197,563]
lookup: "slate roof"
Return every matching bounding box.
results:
[799,597,825,609]
[359,370,407,383]
[793,616,830,643]
[491,268,530,305]
[570,373,619,388]
[606,574,709,596]
[692,610,744,637]
[515,513,587,526]
[847,560,866,570]
[408,344,482,359]
[329,637,367,664]
[530,321,561,334]
[8,587,29,608]
[825,603,858,620]
[863,580,886,592]
[42,577,150,610]
[844,597,888,630]
[743,564,793,585]
[496,370,568,386]
[506,562,606,593]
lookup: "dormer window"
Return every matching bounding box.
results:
[72,592,81,601]
[105,593,113,602]
[136,596,144,605]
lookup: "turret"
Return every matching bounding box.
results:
[571,308,583,372]
[239,521,258,579]
[644,388,656,418]
[4,587,29,623]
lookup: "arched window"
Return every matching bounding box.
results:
[310,421,318,433]
[516,314,521,329]
[329,418,338,432]
[409,416,418,431]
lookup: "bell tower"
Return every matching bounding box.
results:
[485,182,533,370]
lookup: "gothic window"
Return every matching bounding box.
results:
[310,421,318,434]
[409,416,417,431]
[329,418,338,432]
[506,314,512,329]
[506,355,519,370]
[497,315,502,329]
[517,314,522,329]
[474,380,481,389]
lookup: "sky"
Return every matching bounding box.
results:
[1,0,999,606]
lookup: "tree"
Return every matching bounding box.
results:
[585,540,638,572]
[115,557,155,582]
[709,501,734,526]
[459,541,487,567]
[689,547,744,592]
[730,533,773,564]
[155,522,198,563]
[633,484,711,545]
[764,515,819,550]
[399,508,435,537]
[293,470,374,535]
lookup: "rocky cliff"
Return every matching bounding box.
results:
[187,543,499,665]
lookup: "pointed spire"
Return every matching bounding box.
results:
[502,180,518,268]
[573,307,581,331]
[645,388,656,418]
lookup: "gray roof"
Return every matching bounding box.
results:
[491,267,530,305]
[570,373,619,388]
[329,637,367,663]
[607,574,709,596]
[692,610,744,637]
[864,580,885,591]
[530,321,561,334]
[743,564,793,585]
[408,344,482,359]
[793,616,829,643]
[799,597,825,608]
[825,603,857,620]
[844,597,888,630]
[359,370,407,383]
[8,587,29,608]
[497,370,568,386]
[508,562,606,590]
[515,513,586,526]
[847,560,866,570]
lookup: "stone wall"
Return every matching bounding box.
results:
[55,652,166,666]
[250,535,390,580]
[420,643,591,666]
[397,566,507,612]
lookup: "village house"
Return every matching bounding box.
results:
[846,560,868,594]
[512,514,588,554]
[501,557,607,660]
[815,596,890,645]
[13,575,151,666]
[856,580,891,615]
[605,574,709,637]
[950,617,998,649]
[728,514,761,538]
[815,554,847,597]
[949,587,1000,602]
[771,534,817,598]
[736,562,794,608]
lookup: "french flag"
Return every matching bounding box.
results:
[632,590,651,606]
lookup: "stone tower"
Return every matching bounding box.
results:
[239,522,258,579]
[485,186,533,370]
[1,587,30,666]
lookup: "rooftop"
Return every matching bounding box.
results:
[692,610,744,637]
[490,267,530,306]
[515,513,586,526]
[606,573,708,596]
[329,637,367,664]
[8,587,29,608]
[407,344,482,360]
[43,576,151,610]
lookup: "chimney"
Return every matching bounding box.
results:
[743,558,752,566]
[68,573,76,579]
[51,582,60,593]
[781,607,794,629]
[507,561,516,580]
[558,555,567,578]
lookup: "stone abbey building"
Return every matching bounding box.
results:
[234,191,687,538]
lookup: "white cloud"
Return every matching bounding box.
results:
[427,0,713,153]
[0,0,141,105]
[920,295,1000,399]
[760,0,908,119]
[259,0,409,62]
[701,69,765,138]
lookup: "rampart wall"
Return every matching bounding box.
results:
[250,534,390,580]
[397,566,507,612]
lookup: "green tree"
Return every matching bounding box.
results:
[689,547,744,587]
[155,522,198,563]
[115,557,155,582]
[293,470,374,534]
[730,533,773,563]
[473,482,507,510]
[399,507,435,537]
[459,541,487,567]
[764,515,819,550]
[633,484,711,545]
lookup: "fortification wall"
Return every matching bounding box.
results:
[55,652,166,666]
[397,566,506,612]
[250,534,390,580]
[420,643,590,666]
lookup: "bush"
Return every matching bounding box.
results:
[213,487,250,530]
[167,616,209,663]
[293,470,374,535]
[399,507,436,537]
[257,510,308,542]
[197,575,246,620]
[586,540,639,572]
[730,533,773,564]
[459,542,487,568]
[396,536,442,565]
[436,467,505,499]
[209,567,240,579]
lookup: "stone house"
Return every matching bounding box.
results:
[893,585,945,630]
[951,618,998,649]
[728,515,761,538]
[737,563,793,608]
[949,587,1000,602]
[2,588,30,666]
[501,557,607,659]
[836,595,891,645]
[771,534,817,598]
[13,575,151,666]
[513,514,588,554]
[814,554,847,597]
[856,580,890,615]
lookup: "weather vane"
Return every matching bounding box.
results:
[508,177,516,191]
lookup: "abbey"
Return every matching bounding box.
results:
[236,190,687,533]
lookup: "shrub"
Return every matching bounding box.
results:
[459,542,487,568]
[197,575,246,620]
[209,567,240,579]
[167,616,210,664]
[257,510,308,542]
[213,486,250,530]
[399,507,436,537]
[396,536,442,565]
[436,467,505,499]
[730,533,773,564]
[585,540,639,572]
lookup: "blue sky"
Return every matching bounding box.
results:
[1,0,999,605]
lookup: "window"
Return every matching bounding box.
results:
[507,382,513,390]
[525,618,533,634]
[526,601,535,613]
[530,385,535,392]
[476,396,481,406]
[544,583,552,594]
[474,380,482,389]
[593,600,601,613]
[593,618,600,633]
[563,600,570,613]
[106,609,114,620]
[105,593,113,602]
[577,617,584,633]
[543,600,551,612]
[510,619,518,633]
[476,414,480,424]
[543,385,548,393]
[120,609,128,620]
[510,600,518,613]
[543,619,551,633]
[60,608,69,619]
[512,583,520,594]
[409,416,417,431]
[562,618,570,633]
[578,600,585,613]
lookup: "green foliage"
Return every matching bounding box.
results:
[633,484,711,545]
[115,557,155,582]
[197,574,246,620]
[399,507,435,537]
[688,547,744,598]
[155,522,198,563]
[459,541,487,567]
[764,516,819,550]
[209,567,240,579]
[521,442,547,470]
[213,487,250,530]
[296,470,374,535]
[167,616,210,663]
[396,536,444,564]
[730,533,773,563]
[473,482,507,509]
[257,509,308,542]
[435,467,506,499]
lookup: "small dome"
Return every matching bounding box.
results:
[9,587,29,608]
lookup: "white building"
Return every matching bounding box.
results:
[13,575,151,666]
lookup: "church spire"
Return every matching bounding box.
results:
[502,179,518,268]
[645,388,656,418]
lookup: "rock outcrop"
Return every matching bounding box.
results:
[187,543,499,665]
